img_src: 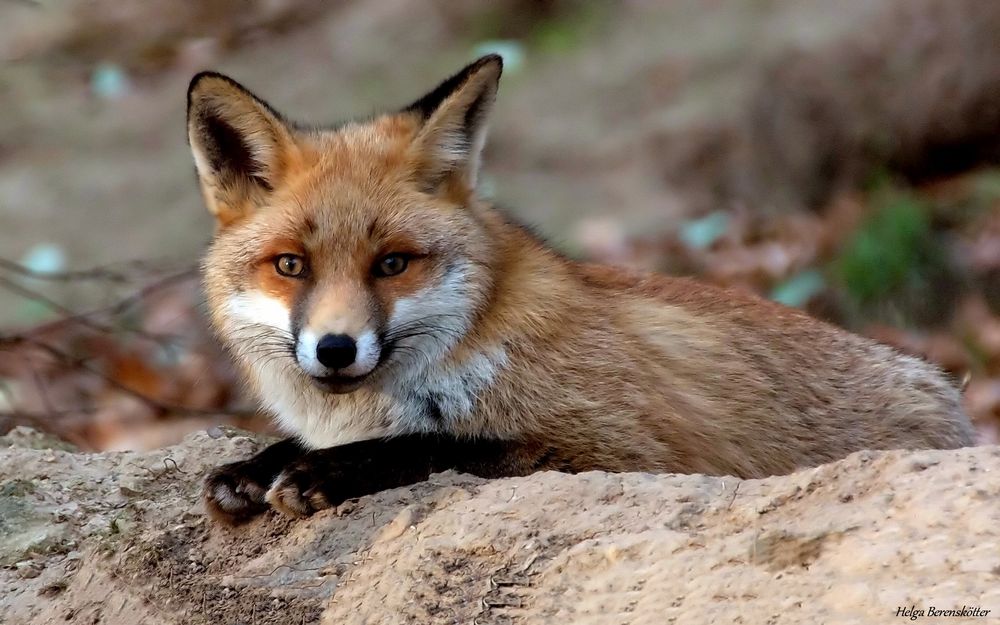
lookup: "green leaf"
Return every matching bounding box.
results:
[679,211,729,250]
[770,270,826,307]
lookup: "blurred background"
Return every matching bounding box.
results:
[1,0,998,451]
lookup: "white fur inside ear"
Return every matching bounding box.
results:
[419,124,490,190]
[413,68,499,190]
[187,80,293,222]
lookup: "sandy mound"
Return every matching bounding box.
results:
[1,426,997,624]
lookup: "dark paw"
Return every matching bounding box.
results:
[203,461,271,525]
[265,461,335,518]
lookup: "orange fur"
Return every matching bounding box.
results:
[188,56,973,480]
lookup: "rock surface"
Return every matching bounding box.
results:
[1,426,998,624]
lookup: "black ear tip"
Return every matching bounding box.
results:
[189,70,222,93]
[188,71,224,108]
[474,53,504,76]
[187,71,252,107]
[400,54,505,119]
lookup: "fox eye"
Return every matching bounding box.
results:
[373,254,408,278]
[274,254,306,278]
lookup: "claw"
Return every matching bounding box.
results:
[203,467,269,526]
[264,470,332,518]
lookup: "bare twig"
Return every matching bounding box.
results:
[0,267,198,345]
[0,258,257,445]
[0,408,91,448]
[0,274,118,336]
[4,336,256,419]
[0,408,74,426]
[0,256,182,283]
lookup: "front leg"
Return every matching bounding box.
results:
[203,438,305,525]
[266,434,551,518]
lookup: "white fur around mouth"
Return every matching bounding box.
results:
[295,328,381,379]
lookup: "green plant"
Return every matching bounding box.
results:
[833,183,958,327]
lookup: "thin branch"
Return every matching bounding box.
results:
[0,256,184,283]
[0,267,198,344]
[0,274,119,335]
[6,336,257,419]
[0,410,66,436]
[30,365,59,416]
[0,258,258,445]
[0,408,91,447]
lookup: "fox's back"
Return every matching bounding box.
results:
[548,263,974,477]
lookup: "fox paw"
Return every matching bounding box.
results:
[265,462,334,518]
[203,462,271,525]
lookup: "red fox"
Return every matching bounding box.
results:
[187,55,973,524]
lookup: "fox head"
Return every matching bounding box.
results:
[188,56,503,399]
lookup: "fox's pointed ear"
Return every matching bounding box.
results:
[404,55,502,194]
[187,73,296,226]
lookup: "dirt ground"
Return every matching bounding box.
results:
[2,426,998,624]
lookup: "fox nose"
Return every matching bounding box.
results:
[315,334,357,370]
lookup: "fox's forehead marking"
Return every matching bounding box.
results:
[269,194,430,262]
[301,116,419,180]
[280,174,394,236]
[320,114,421,147]
[302,216,318,235]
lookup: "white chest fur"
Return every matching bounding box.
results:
[249,344,509,448]
[225,291,508,448]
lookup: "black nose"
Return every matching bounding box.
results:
[315,334,357,370]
